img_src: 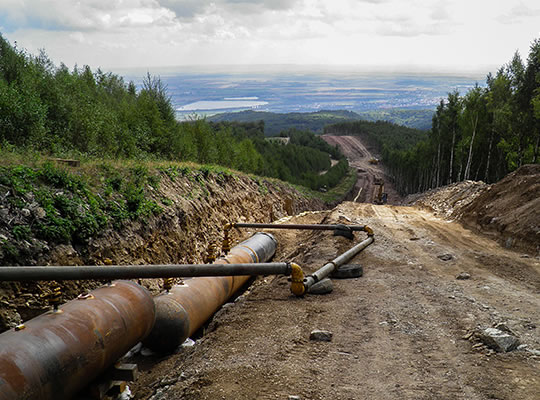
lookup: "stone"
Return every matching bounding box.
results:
[438,253,453,261]
[310,329,333,342]
[478,327,519,352]
[288,396,301,400]
[456,272,471,280]
[308,278,333,294]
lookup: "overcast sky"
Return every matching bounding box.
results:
[1,0,539,73]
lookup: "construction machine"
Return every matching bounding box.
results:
[373,178,388,204]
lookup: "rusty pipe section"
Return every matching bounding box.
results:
[303,235,374,291]
[0,280,155,400]
[143,232,277,353]
[0,263,291,282]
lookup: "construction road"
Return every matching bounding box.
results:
[321,135,401,204]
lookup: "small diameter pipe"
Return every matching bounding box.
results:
[303,235,374,290]
[0,263,291,282]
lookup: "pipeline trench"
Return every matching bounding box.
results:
[1,202,540,399]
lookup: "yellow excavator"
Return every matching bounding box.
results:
[373,178,388,204]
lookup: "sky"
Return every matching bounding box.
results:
[0,0,539,74]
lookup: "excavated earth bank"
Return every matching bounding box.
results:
[0,172,325,332]
[411,164,540,256]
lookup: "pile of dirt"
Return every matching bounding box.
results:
[407,180,489,218]
[458,164,540,255]
[412,164,540,255]
[0,171,325,332]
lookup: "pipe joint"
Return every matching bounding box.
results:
[363,225,374,237]
[289,263,305,297]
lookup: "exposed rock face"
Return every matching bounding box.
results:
[0,172,325,332]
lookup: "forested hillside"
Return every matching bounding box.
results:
[355,109,433,130]
[324,120,427,152]
[209,110,360,135]
[0,35,349,192]
[209,108,433,134]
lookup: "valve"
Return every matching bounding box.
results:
[222,223,233,255]
[42,282,62,312]
[289,263,306,297]
[205,243,216,264]
[163,277,175,293]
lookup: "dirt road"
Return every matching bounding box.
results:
[321,135,401,204]
[131,203,540,400]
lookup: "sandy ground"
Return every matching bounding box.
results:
[321,135,401,205]
[130,203,540,400]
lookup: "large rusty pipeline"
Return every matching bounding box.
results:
[0,280,155,400]
[0,263,292,281]
[143,232,278,353]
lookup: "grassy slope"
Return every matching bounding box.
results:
[0,150,356,265]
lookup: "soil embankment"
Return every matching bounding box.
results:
[321,135,401,204]
[412,164,540,255]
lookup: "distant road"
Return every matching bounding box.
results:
[322,135,402,204]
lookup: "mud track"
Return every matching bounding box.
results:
[321,135,401,204]
[131,203,540,400]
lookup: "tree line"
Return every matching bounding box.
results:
[0,34,348,191]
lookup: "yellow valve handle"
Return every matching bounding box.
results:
[290,263,305,297]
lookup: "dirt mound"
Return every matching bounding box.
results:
[458,164,540,255]
[408,180,489,218]
[412,164,540,255]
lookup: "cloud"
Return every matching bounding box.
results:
[497,2,540,24]
[0,0,177,32]
[157,0,300,19]
[1,0,537,72]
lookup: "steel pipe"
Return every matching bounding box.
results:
[0,280,155,400]
[143,232,278,353]
[304,235,374,290]
[0,263,291,282]
[232,222,373,234]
